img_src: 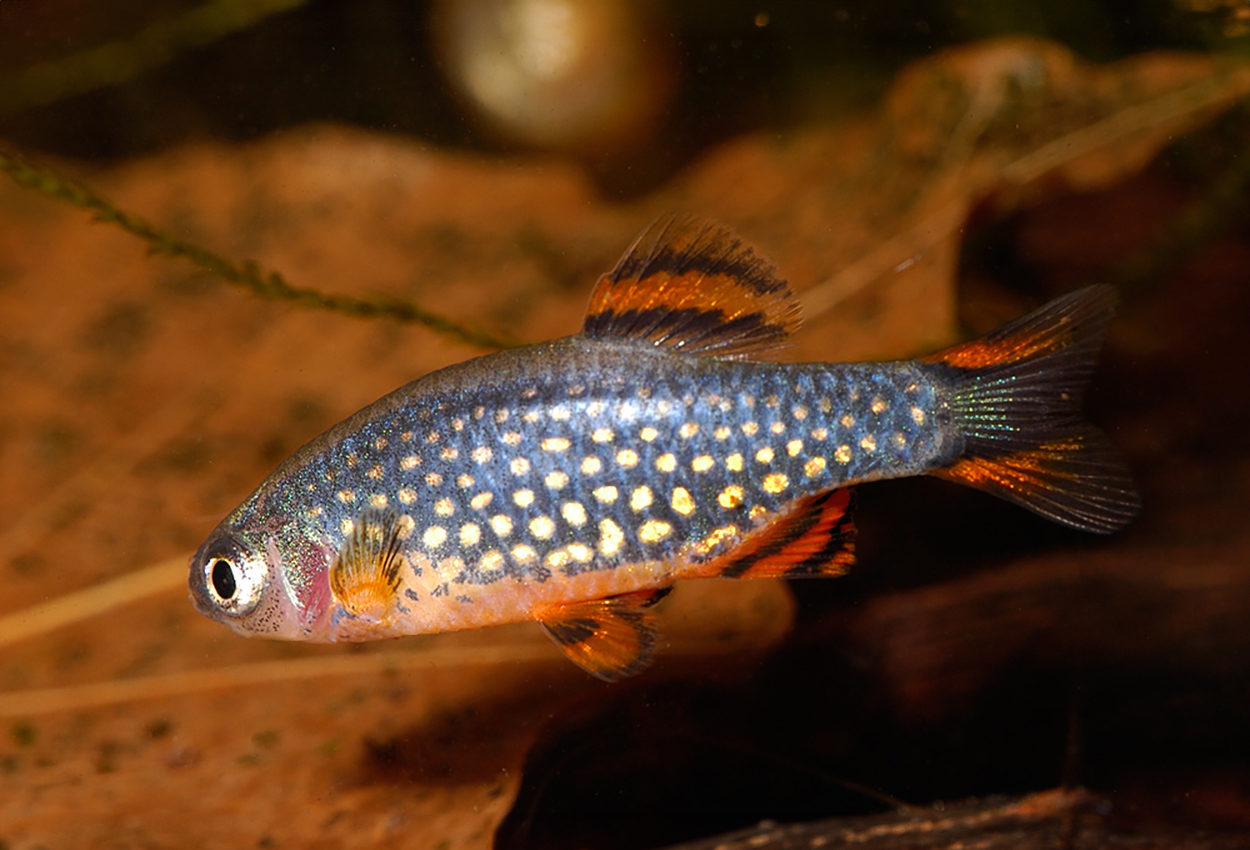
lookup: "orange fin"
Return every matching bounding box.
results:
[932,430,1140,533]
[582,214,801,359]
[329,507,406,619]
[924,285,1117,371]
[702,488,856,580]
[926,286,1140,532]
[537,587,671,681]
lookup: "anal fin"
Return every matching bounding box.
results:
[702,488,856,580]
[329,507,407,620]
[537,587,671,681]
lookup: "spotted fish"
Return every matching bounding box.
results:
[189,215,1139,680]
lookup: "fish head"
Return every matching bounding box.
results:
[188,520,334,641]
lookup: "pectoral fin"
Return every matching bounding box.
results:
[537,587,672,681]
[329,507,408,620]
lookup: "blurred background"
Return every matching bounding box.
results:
[1,0,1242,192]
[2,2,1250,849]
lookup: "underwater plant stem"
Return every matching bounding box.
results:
[0,149,513,349]
[0,0,309,114]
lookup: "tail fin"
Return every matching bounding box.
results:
[924,286,1140,533]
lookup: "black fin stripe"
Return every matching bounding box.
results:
[609,217,784,297]
[584,308,786,349]
[544,617,600,646]
[784,514,855,578]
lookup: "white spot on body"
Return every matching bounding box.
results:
[562,502,587,526]
[529,516,556,539]
[491,515,513,537]
[630,486,653,511]
[671,487,695,516]
[762,473,789,494]
[639,520,672,543]
[599,519,624,555]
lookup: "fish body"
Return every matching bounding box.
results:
[190,215,1139,679]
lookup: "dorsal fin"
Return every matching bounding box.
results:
[582,214,801,359]
[698,488,857,580]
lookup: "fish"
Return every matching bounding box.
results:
[188,214,1140,680]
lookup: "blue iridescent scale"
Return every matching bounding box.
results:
[234,339,957,588]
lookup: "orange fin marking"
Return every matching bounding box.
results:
[923,285,1116,371]
[699,488,856,580]
[329,507,406,620]
[933,432,1140,533]
[582,214,801,359]
[537,587,671,681]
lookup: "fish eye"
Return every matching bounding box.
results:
[201,543,266,616]
[210,558,237,600]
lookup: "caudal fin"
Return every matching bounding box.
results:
[924,286,1140,533]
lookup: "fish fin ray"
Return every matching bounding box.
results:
[701,488,856,580]
[927,286,1141,533]
[582,214,801,359]
[537,587,668,681]
[329,507,406,618]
